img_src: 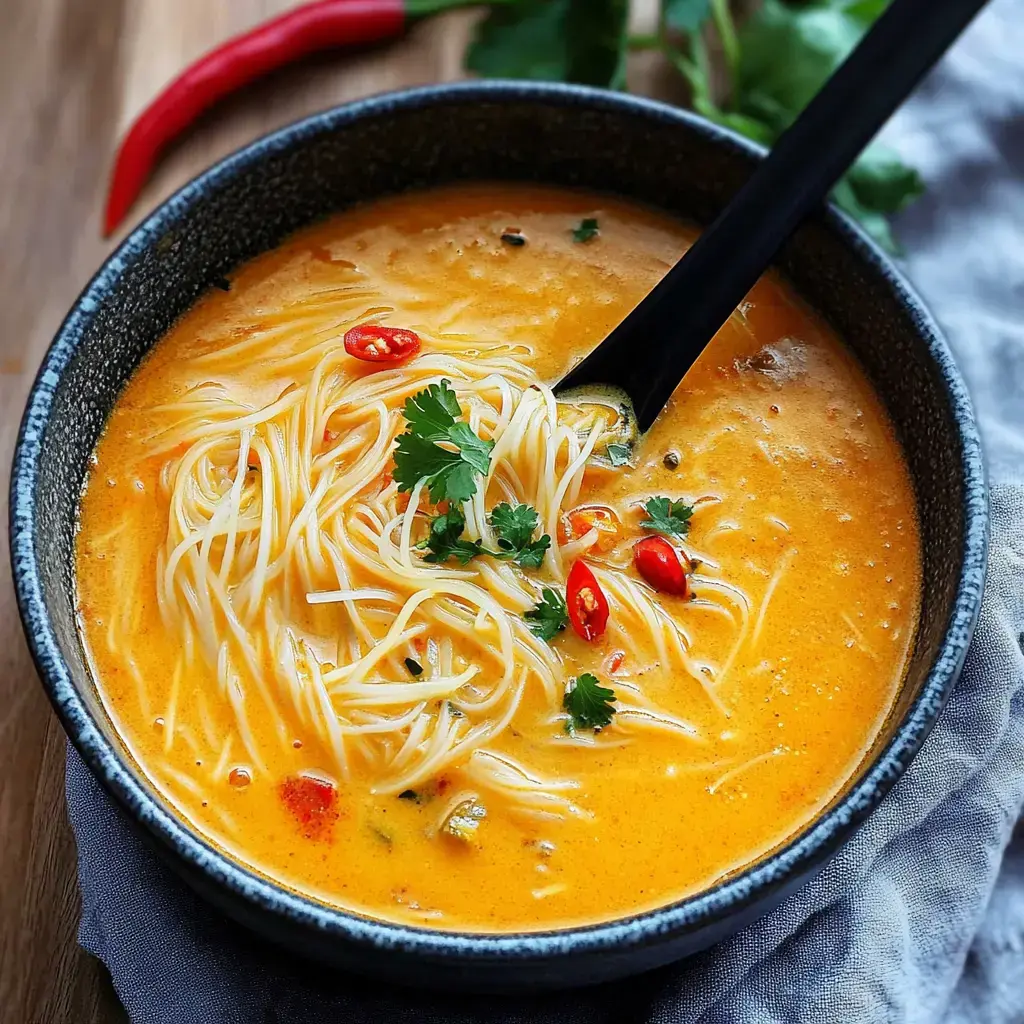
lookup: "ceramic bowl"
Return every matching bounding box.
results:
[10,81,987,991]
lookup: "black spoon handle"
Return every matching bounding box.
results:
[557,0,989,432]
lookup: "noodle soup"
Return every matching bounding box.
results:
[76,186,920,931]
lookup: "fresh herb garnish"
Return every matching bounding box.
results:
[525,587,569,642]
[664,0,711,33]
[405,657,424,677]
[669,0,921,251]
[465,0,921,251]
[640,496,694,538]
[393,379,494,504]
[563,672,617,732]
[420,509,484,565]
[572,217,600,244]
[488,503,551,569]
[420,503,551,569]
[606,442,631,467]
[466,0,628,89]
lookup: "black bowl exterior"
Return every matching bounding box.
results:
[10,82,987,990]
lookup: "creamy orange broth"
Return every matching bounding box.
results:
[76,186,920,931]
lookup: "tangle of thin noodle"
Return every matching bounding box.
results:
[112,292,753,829]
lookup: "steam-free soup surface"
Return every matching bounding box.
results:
[77,186,920,931]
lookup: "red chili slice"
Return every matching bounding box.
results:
[278,774,339,841]
[566,559,610,642]
[634,536,691,597]
[343,324,421,363]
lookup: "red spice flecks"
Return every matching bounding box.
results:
[278,774,339,841]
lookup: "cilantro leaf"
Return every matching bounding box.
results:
[830,178,897,252]
[419,502,552,569]
[572,217,600,243]
[735,1,863,134]
[640,496,694,538]
[525,587,568,642]
[489,502,539,549]
[840,0,890,29]
[393,433,463,494]
[488,503,552,569]
[461,0,921,250]
[845,142,925,215]
[392,379,494,504]
[731,0,919,252]
[654,0,921,253]
[563,673,617,731]
[405,0,520,12]
[507,538,550,570]
[466,0,628,89]
[401,378,460,438]
[446,421,494,476]
[831,144,923,251]
[664,0,711,33]
[420,509,484,565]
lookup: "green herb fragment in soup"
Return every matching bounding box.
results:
[572,217,600,243]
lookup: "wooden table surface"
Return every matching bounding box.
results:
[0,2,673,1021]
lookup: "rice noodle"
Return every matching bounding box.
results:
[115,291,752,826]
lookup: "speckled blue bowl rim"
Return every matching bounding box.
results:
[10,81,988,964]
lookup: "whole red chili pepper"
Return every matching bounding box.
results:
[103,0,488,236]
[566,559,610,642]
[633,535,691,598]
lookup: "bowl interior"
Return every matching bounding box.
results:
[13,83,985,960]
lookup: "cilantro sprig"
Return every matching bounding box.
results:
[393,380,494,504]
[563,673,617,732]
[488,503,551,569]
[464,0,921,251]
[419,503,552,569]
[640,496,694,538]
[525,587,569,642]
[421,510,483,565]
[466,0,628,89]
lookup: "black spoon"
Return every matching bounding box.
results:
[556,0,989,434]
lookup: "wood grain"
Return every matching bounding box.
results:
[0,1,663,1020]
[0,2,476,1020]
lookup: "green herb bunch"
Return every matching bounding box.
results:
[466,0,921,252]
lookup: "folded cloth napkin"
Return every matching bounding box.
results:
[65,1,1024,1020]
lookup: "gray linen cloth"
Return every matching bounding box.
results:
[64,0,1024,1019]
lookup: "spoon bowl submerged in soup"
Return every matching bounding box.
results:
[75,185,920,932]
